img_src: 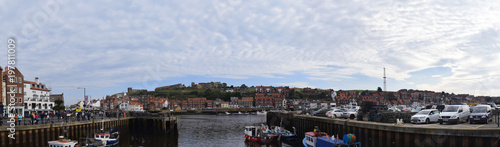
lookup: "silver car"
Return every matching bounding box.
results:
[410,109,440,124]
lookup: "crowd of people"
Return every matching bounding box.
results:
[0,111,126,126]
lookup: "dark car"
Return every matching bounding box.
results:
[470,105,492,124]
[312,108,329,117]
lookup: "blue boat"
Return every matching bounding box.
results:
[274,127,298,141]
[94,129,119,146]
[94,120,120,146]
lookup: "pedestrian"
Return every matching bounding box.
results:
[14,114,18,125]
[35,113,39,124]
[47,113,50,123]
[18,114,22,126]
[31,113,35,125]
[41,113,45,124]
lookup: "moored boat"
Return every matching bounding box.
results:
[94,130,119,146]
[244,125,278,145]
[274,127,299,145]
[256,110,267,115]
[48,136,79,147]
[94,120,120,146]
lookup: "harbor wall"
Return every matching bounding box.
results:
[0,117,177,147]
[267,112,500,147]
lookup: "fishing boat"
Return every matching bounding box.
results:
[48,122,79,147]
[302,126,360,147]
[274,127,299,145]
[94,120,120,146]
[94,130,119,146]
[48,136,79,147]
[244,124,278,145]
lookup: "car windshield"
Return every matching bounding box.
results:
[473,107,488,113]
[416,110,430,115]
[443,106,459,112]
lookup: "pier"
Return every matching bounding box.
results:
[0,115,178,147]
[267,112,500,147]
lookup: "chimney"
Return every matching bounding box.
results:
[35,77,39,84]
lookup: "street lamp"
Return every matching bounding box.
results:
[77,87,86,108]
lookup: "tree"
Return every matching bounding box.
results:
[241,84,248,89]
[377,87,382,93]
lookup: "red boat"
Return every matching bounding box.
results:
[244,125,278,145]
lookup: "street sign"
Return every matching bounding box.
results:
[76,105,81,112]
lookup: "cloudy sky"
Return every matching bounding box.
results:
[1,0,500,105]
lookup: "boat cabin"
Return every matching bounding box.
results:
[304,131,328,147]
[245,126,258,137]
[48,136,78,147]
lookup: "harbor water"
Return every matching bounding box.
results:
[120,114,268,147]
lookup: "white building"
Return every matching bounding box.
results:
[118,100,129,111]
[129,102,144,112]
[163,100,169,109]
[23,77,54,115]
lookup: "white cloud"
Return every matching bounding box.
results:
[276,82,315,88]
[1,0,500,104]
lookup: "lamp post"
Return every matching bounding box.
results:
[77,87,86,109]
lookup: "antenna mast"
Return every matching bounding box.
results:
[383,68,387,92]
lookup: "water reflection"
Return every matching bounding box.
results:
[118,114,267,147]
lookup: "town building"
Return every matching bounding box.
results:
[188,97,207,110]
[238,97,254,108]
[23,77,54,115]
[2,67,25,115]
[129,101,144,112]
[206,100,214,109]
[255,97,273,108]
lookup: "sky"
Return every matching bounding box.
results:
[1,0,500,105]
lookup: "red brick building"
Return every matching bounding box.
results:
[2,67,24,114]
[238,97,254,108]
[206,100,214,109]
[188,97,207,110]
[255,97,273,108]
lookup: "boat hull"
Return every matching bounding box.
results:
[245,135,278,145]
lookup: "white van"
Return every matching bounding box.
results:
[438,105,470,124]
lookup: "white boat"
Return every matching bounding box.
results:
[94,120,120,146]
[94,131,119,146]
[225,111,231,115]
[48,136,78,147]
[257,110,267,115]
[237,111,249,115]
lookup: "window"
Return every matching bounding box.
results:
[18,77,22,83]
[19,87,22,93]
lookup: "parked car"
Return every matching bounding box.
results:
[439,105,470,124]
[487,103,499,110]
[410,109,440,124]
[470,105,492,124]
[342,109,358,119]
[326,109,344,118]
[312,108,329,117]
